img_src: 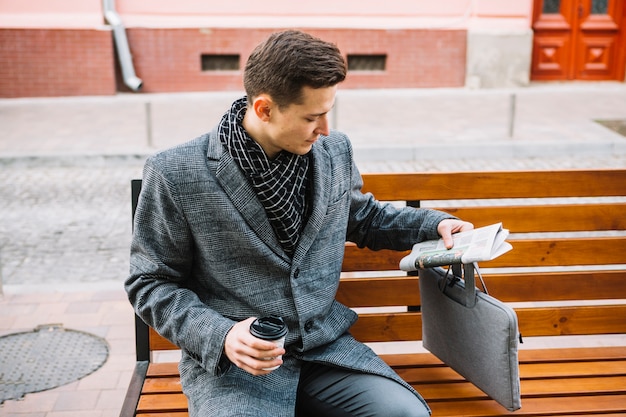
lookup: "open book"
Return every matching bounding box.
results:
[400,222,513,271]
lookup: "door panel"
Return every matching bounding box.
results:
[575,35,617,78]
[574,0,621,79]
[532,33,572,79]
[532,0,625,81]
[532,0,575,80]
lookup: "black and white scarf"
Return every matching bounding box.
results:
[218,97,310,257]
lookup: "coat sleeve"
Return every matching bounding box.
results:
[125,159,233,376]
[346,162,457,251]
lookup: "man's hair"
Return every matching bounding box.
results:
[244,30,347,108]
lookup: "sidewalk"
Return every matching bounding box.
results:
[1,82,626,416]
[1,285,134,417]
[1,82,626,162]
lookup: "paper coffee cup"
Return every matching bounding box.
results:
[249,316,288,371]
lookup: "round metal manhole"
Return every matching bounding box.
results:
[0,324,109,404]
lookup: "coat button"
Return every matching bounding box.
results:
[293,268,300,279]
[304,320,314,332]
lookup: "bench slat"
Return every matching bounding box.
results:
[521,360,626,379]
[516,305,626,337]
[148,328,178,351]
[343,236,626,271]
[417,376,626,402]
[337,276,420,307]
[147,362,179,377]
[146,304,626,347]
[516,346,626,363]
[428,394,626,416]
[351,312,422,342]
[137,363,626,406]
[482,270,626,303]
[136,373,626,415]
[382,347,626,368]
[137,392,188,413]
[142,376,182,394]
[488,237,626,268]
[136,360,626,413]
[352,304,626,342]
[337,270,626,307]
[396,360,626,384]
[540,415,626,417]
[138,370,626,398]
[360,170,626,201]
[437,203,626,233]
[341,244,407,272]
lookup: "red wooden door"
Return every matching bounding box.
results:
[531,0,625,80]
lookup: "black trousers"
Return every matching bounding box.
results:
[294,361,430,417]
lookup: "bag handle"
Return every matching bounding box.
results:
[449,263,487,308]
[463,263,477,308]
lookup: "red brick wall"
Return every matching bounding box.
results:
[0,28,116,98]
[333,29,467,89]
[125,27,467,93]
[0,26,466,97]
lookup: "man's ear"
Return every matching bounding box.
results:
[251,95,273,122]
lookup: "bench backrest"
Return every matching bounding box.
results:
[131,170,626,358]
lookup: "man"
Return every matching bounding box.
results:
[126,30,472,417]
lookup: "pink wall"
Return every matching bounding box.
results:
[473,0,531,17]
[0,0,103,28]
[115,0,530,19]
[0,0,100,15]
[0,0,533,28]
[0,0,532,97]
[117,0,473,17]
[115,0,533,30]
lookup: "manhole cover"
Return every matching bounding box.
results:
[0,324,109,404]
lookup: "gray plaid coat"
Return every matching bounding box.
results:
[126,128,453,416]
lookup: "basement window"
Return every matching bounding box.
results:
[347,54,387,71]
[201,54,240,71]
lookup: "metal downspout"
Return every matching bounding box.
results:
[103,0,142,91]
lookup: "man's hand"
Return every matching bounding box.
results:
[437,219,474,249]
[224,317,286,376]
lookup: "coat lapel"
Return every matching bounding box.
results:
[207,130,286,260]
[293,143,331,263]
[207,129,331,264]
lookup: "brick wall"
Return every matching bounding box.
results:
[0,26,466,97]
[125,27,467,93]
[332,29,467,89]
[0,28,116,98]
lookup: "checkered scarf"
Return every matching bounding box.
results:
[218,97,310,257]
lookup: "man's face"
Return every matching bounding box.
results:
[256,85,337,159]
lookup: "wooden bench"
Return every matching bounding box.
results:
[120,169,626,417]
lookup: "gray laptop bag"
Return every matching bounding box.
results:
[419,264,522,411]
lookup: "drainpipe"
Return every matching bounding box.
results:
[103,0,143,91]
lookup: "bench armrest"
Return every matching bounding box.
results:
[119,361,149,417]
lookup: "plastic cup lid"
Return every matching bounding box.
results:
[249,316,288,340]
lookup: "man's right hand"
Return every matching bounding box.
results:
[224,317,286,376]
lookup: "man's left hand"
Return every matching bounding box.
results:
[437,219,474,249]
